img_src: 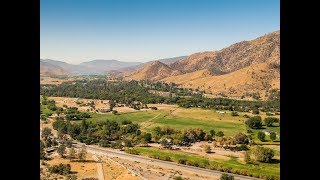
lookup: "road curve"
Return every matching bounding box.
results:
[73,143,260,180]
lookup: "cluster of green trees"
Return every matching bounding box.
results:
[220,173,234,180]
[48,163,71,175]
[41,127,58,150]
[140,80,203,97]
[52,118,151,148]
[40,79,280,112]
[176,97,279,112]
[245,116,280,129]
[245,146,275,163]
[64,107,91,120]
[40,80,172,105]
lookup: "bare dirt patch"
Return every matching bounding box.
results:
[110,156,219,180]
[45,152,97,179]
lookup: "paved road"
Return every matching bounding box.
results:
[73,143,260,180]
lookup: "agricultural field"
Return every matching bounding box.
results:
[68,104,280,140]
[41,95,280,179]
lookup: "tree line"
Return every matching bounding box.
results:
[40,79,280,112]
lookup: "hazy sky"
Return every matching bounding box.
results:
[40,0,279,64]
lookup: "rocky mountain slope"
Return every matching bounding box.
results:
[126,61,182,81]
[127,31,280,100]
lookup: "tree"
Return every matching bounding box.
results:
[250,146,274,163]
[245,116,262,129]
[48,163,71,175]
[80,119,88,134]
[270,132,277,141]
[160,138,171,148]
[257,131,266,142]
[216,131,224,137]
[252,109,259,114]
[57,144,66,158]
[68,147,77,160]
[203,145,211,153]
[40,140,46,160]
[244,151,251,164]
[234,133,249,144]
[65,140,73,148]
[109,100,116,111]
[220,173,234,180]
[41,127,53,140]
[209,129,216,137]
[112,110,118,115]
[78,145,87,161]
[264,117,279,127]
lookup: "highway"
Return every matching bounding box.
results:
[73,143,260,180]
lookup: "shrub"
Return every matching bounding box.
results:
[178,159,187,165]
[270,132,277,141]
[244,152,251,164]
[174,176,183,180]
[220,173,234,180]
[252,109,259,114]
[216,131,224,137]
[243,114,250,118]
[48,163,71,175]
[222,166,232,172]
[247,129,253,133]
[112,110,118,115]
[162,156,172,161]
[125,149,139,155]
[266,112,274,116]
[203,145,211,153]
[121,119,132,125]
[99,139,110,147]
[150,106,158,110]
[240,170,248,176]
[234,133,249,144]
[231,111,239,116]
[264,117,279,127]
[235,144,248,151]
[250,146,275,163]
[257,131,266,142]
[65,175,77,180]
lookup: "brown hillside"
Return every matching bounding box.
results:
[163,63,279,100]
[170,31,279,74]
[126,61,182,81]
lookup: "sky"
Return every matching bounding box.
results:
[40,0,280,64]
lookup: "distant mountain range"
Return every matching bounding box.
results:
[40,31,280,100]
[40,56,186,76]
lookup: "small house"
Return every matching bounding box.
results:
[262,130,273,135]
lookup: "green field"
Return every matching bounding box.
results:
[80,108,280,140]
[130,147,280,178]
[80,108,249,136]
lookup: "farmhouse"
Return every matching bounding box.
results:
[262,130,274,135]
